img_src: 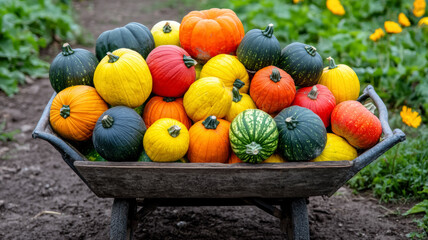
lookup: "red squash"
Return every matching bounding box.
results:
[331,100,382,149]
[146,45,197,97]
[292,84,336,127]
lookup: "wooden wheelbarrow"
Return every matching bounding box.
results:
[33,85,405,240]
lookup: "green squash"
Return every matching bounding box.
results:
[49,43,98,93]
[92,106,146,162]
[229,109,279,163]
[279,42,323,87]
[236,24,281,72]
[95,22,155,60]
[274,106,327,161]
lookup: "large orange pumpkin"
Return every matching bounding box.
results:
[142,96,192,129]
[179,8,245,63]
[187,116,231,163]
[49,85,108,141]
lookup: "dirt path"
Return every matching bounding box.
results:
[0,0,420,239]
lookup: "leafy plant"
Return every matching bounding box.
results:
[404,200,428,239]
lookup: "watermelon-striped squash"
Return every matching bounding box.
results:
[229,109,279,163]
[274,106,327,161]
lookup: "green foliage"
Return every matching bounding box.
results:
[404,200,428,239]
[0,119,20,142]
[0,0,81,96]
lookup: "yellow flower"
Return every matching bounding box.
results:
[413,0,426,17]
[418,17,428,26]
[369,28,385,42]
[384,21,402,33]
[293,0,303,4]
[327,0,345,16]
[398,13,411,27]
[400,106,422,128]
[414,8,426,17]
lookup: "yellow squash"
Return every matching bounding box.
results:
[94,48,152,108]
[200,54,250,93]
[312,133,357,162]
[263,154,286,163]
[318,56,360,104]
[151,20,181,47]
[195,63,202,80]
[225,87,256,122]
[183,77,232,122]
[143,118,189,162]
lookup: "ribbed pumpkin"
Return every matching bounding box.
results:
[142,96,192,129]
[331,101,382,149]
[95,22,155,60]
[318,57,360,104]
[49,43,99,93]
[183,77,232,122]
[49,86,108,142]
[151,20,181,47]
[279,42,323,87]
[225,87,257,122]
[292,84,336,128]
[275,106,327,161]
[143,118,189,162]
[180,8,244,63]
[236,24,282,71]
[229,109,279,163]
[146,45,196,97]
[263,154,286,163]
[188,116,231,163]
[200,54,250,93]
[312,133,357,162]
[92,106,146,162]
[93,48,152,108]
[250,66,296,114]
[228,152,243,164]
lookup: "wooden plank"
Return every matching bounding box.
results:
[74,161,353,199]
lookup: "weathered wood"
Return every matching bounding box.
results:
[280,198,310,240]
[74,161,353,199]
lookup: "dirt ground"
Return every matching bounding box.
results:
[0,0,422,239]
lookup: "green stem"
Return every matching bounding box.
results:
[270,68,282,83]
[233,79,245,89]
[163,97,176,102]
[202,116,220,129]
[307,85,319,100]
[232,87,242,102]
[245,142,263,156]
[304,45,317,57]
[285,117,298,130]
[60,105,70,119]
[183,55,197,68]
[327,56,338,69]
[107,52,120,63]
[262,23,274,38]
[61,43,74,56]
[102,115,114,128]
[168,125,181,138]
[163,22,172,33]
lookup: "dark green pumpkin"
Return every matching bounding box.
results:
[236,24,281,72]
[279,42,323,87]
[229,109,279,164]
[93,106,146,162]
[49,43,98,93]
[95,22,155,60]
[274,106,327,161]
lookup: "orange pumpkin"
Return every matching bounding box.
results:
[228,152,243,164]
[143,96,192,129]
[249,66,296,114]
[179,8,245,63]
[187,116,231,163]
[49,85,108,141]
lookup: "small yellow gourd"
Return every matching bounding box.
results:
[200,54,250,93]
[151,20,180,47]
[143,118,189,162]
[94,48,152,108]
[263,154,286,163]
[225,87,256,122]
[318,56,360,104]
[183,77,232,122]
[312,133,357,162]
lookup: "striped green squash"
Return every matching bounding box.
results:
[229,109,279,163]
[274,106,327,161]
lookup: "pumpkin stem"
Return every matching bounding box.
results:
[270,68,282,83]
[262,23,274,38]
[163,22,172,33]
[233,79,245,89]
[245,142,263,156]
[307,85,319,100]
[285,117,298,130]
[163,97,176,102]
[183,55,197,68]
[61,43,74,56]
[168,125,181,138]
[202,116,220,129]
[232,87,243,102]
[364,102,377,114]
[304,45,317,57]
[107,52,120,63]
[101,115,114,128]
[327,56,338,69]
[60,105,70,119]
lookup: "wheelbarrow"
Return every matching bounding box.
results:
[32,85,405,240]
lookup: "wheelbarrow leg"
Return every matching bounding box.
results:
[280,198,310,240]
[110,198,137,240]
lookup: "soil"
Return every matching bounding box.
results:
[0,0,422,239]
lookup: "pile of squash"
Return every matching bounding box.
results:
[48,8,383,164]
